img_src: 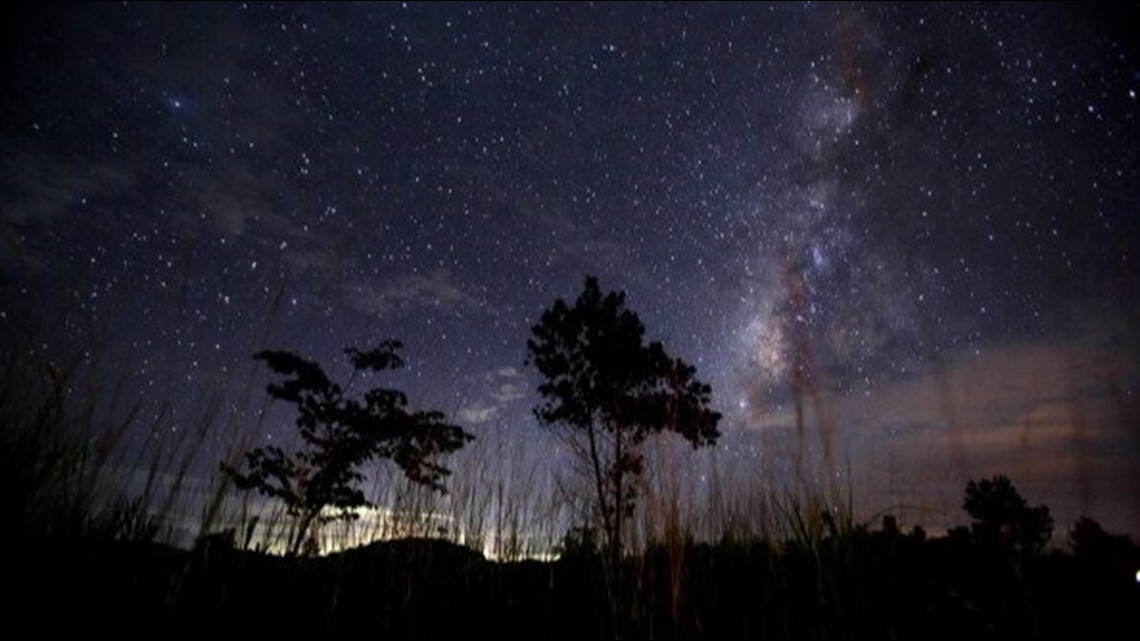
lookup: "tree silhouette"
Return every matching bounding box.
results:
[1069,515,1138,560]
[962,474,1053,555]
[526,276,721,568]
[222,341,473,555]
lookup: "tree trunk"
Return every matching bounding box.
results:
[610,419,625,637]
[612,419,623,573]
[585,419,610,549]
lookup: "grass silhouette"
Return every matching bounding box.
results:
[2,321,1138,638]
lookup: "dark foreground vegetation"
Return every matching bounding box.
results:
[3,278,1137,638]
[6,521,1139,639]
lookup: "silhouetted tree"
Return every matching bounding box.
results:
[557,523,599,560]
[963,474,1053,555]
[526,276,721,569]
[222,342,472,555]
[881,514,900,538]
[1069,515,1138,559]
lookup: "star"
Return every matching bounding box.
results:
[0,1,1136,544]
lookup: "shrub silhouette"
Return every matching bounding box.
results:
[962,474,1053,554]
[1069,515,1138,559]
[222,342,473,554]
[526,276,721,569]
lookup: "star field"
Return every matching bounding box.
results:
[2,3,1137,537]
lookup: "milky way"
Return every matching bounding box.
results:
[2,3,1137,537]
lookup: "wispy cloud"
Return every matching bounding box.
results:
[488,367,527,403]
[0,144,136,271]
[456,366,529,426]
[457,401,499,425]
[742,316,1140,535]
[1,145,135,225]
[342,270,485,319]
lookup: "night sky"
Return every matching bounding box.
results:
[3,3,1138,539]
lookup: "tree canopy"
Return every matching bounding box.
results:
[222,341,472,554]
[526,276,721,560]
[963,474,1053,555]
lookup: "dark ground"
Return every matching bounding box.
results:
[6,533,1138,639]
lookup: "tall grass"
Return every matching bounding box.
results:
[1,323,878,559]
[8,316,1120,639]
[0,347,159,543]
